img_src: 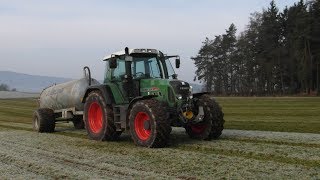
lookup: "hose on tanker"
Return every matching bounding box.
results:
[83,66,91,86]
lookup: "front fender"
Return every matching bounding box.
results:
[192,92,212,98]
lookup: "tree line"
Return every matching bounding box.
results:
[193,0,320,96]
[0,84,16,92]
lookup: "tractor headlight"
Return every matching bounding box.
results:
[176,94,183,100]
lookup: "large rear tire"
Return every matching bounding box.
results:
[129,99,170,148]
[186,94,224,140]
[33,108,55,133]
[84,91,120,141]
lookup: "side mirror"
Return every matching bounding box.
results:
[109,57,117,69]
[172,74,178,79]
[175,58,180,68]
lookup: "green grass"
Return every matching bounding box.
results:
[0,98,37,124]
[216,97,320,133]
[0,97,319,134]
[0,98,319,178]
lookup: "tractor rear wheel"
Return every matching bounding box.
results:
[84,91,120,141]
[33,108,55,133]
[129,99,170,148]
[186,94,224,140]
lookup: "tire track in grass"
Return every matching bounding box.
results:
[206,140,320,162]
[0,128,264,178]
[170,129,320,168]
[0,160,46,179]
[0,131,170,179]
[222,137,320,148]
[1,124,319,175]
[0,152,65,179]
[221,129,320,144]
[1,123,319,168]
[177,144,320,168]
[0,145,146,179]
[0,128,319,179]
[72,129,320,179]
[72,141,307,179]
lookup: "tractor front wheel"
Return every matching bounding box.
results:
[84,91,120,141]
[186,94,224,140]
[129,99,170,148]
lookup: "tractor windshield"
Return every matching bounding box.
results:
[132,56,163,79]
[106,54,176,81]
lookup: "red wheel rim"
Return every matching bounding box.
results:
[191,124,207,134]
[88,102,103,133]
[134,112,151,141]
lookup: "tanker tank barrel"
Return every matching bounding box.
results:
[39,66,99,112]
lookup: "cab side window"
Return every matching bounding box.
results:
[148,58,161,78]
[112,59,126,80]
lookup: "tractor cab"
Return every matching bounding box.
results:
[103,48,180,81]
[102,48,190,107]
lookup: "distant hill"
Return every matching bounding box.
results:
[0,71,72,92]
[0,71,204,93]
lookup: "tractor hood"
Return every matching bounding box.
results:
[139,79,192,106]
[169,80,192,99]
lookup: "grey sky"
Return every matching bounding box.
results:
[0,0,297,82]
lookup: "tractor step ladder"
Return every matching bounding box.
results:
[113,105,128,131]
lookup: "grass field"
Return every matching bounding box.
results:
[0,97,319,179]
[1,97,319,133]
[217,97,320,133]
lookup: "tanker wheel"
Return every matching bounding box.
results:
[84,91,121,141]
[186,94,224,140]
[72,116,85,129]
[32,108,55,133]
[129,99,171,148]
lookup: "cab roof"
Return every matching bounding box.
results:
[103,48,159,61]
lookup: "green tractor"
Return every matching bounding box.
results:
[34,47,224,148]
[82,47,224,147]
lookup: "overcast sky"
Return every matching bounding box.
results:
[0,0,297,83]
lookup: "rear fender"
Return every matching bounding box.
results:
[82,85,115,105]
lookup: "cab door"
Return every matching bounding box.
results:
[109,59,129,103]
